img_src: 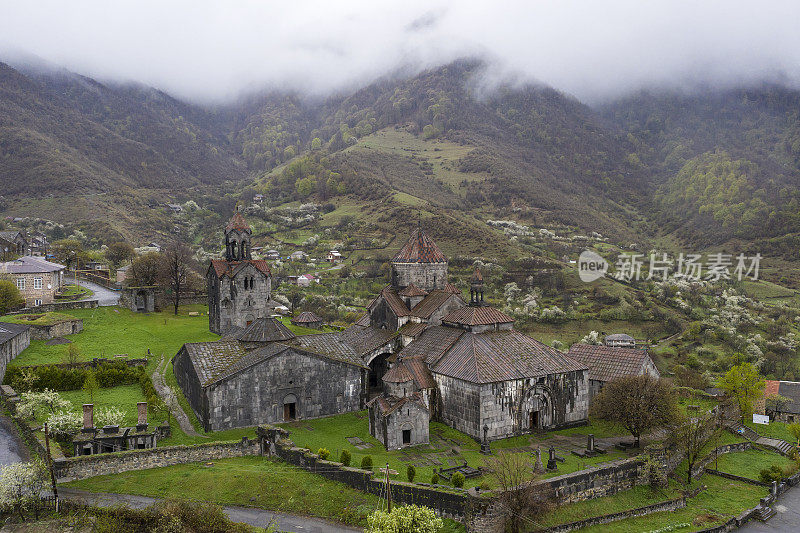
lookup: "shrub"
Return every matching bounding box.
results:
[430,473,439,485]
[4,361,144,392]
[451,472,465,488]
[366,505,443,533]
[759,465,784,483]
[407,465,415,483]
[317,448,330,460]
[340,450,351,467]
[360,455,373,470]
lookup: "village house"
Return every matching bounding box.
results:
[0,256,66,307]
[297,274,318,287]
[763,380,800,423]
[289,250,309,262]
[566,343,660,400]
[327,250,343,263]
[264,249,281,260]
[0,230,27,259]
[27,233,48,257]
[604,333,637,348]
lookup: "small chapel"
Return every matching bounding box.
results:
[207,212,273,334]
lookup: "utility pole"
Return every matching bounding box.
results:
[44,423,58,510]
[385,462,391,513]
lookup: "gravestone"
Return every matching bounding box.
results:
[533,447,545,474]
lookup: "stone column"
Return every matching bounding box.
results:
[587,434,595,452]
[82,404,94,431]
[137,402,148,430]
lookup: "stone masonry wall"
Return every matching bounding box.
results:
[0,327,29,383]
[436,374,482,440]
[208,262,271,335]
[206,349,362,430]
[480,370,589,441]
[27,319,83,340]
[53,440,260,481]
[391,262,448,292]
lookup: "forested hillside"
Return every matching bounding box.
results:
[0,59,798,254]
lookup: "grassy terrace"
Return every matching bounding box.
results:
[279,411,630,489]
[1,305,218,370]
[714,448,796,480]
[64,456,380,527]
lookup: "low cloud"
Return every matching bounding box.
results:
[1,0,799,103]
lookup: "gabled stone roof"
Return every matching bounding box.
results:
[392,227,446,263]
[236,318,295,343]
[0,256,65,274]
[398,283,428,297]
[432,329,586,384]
[383,362,415,383]
[292,311,323,324]
[370,286,410,317]
[392,357,437,389]
[367,393,428,417]
[226,212,251,232]
[410,290,464,319]
[182,339,249,386]
[209,259,271,279]
[566,343,658,383]
[339,324,396,356]
[398,321,427,339]
[293,333,369,368]
[442,306,515,327]
[0,322,29,344]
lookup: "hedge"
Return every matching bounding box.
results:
[4,361,145,392]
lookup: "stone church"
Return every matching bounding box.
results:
[207,212,273,334]
[357,228,590,449]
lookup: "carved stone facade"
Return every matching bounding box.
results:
[207,213,272,334]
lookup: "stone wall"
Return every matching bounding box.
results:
[479,371,589,440]
[271,441,468,520]
[690,441,752,479]
[203,348,363,431]
[391,262,448,292]
[539,497,687,533]
[436,374,482,439]
[0,326,29,383]
[26,319,83,340]
[53,440,260,481]
[535,457,648,503]
[21,299,99,313]
[207,262,271,335]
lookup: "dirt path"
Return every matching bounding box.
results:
[151,353,206,438]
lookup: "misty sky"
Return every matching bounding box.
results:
[1,0,799,103]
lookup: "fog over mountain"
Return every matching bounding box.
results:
[2,0,800,103]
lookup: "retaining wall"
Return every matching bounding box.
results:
[53,440,260,481]
[538,497,686,533]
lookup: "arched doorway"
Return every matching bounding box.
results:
[526,388,553,431]
[283,394,297,421]
[368,352,391,392]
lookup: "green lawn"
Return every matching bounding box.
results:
[42,385,147,428]
[562,473,767,533]
[745,420,797,443]
[2,305,218,371]
[279,411,628,489]
[1,311,78,327]
[714,449,796,480]
[64,456,380,527]
[59,283,93,300]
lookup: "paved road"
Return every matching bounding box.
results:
[739,488,800,532]
[0,413,29,466]
[58,488,360,533]
[76,279,120,306]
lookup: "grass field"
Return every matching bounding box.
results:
[745,420,797,443]
[714,449,796,480]
[279,411,628,489]
[2,305,218,370]
[64,456,380,527]
[574,473,767,532]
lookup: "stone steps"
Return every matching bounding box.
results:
[754,506,776,522]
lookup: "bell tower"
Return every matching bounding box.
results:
[224,211,252,261]
[470,269,485,306]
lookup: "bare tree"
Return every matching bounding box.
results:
[485,451,554,533]
[671,406,716,485]
[590,374,679,447]
[128,251,163,287]
[161,242,192,315]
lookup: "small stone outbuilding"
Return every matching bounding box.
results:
[120,287,157,313]
[291,311,323,329]
[368,393,429,450]
[0,322,30,382]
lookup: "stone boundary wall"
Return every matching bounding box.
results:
[536,457,648,503]
[53,440,259,481]
[273,444,469,520]
[704,468,771,487]
[690,441,753,479]
[18,300,99,313]
[27,319,83,340]
[537,496,687,533]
